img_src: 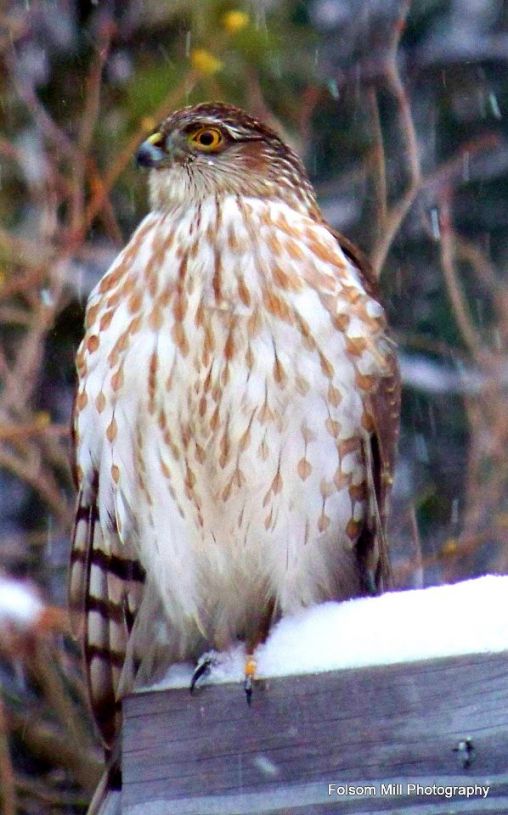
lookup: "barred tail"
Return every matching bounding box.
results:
[69,483,145,749]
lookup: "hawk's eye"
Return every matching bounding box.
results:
[189,127,224,152]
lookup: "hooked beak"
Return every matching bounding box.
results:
[136,132,166,168]
[136,131,189,168]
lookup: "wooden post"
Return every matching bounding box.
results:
[122,652,508,814]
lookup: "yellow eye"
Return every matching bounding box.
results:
[189,127,224,152]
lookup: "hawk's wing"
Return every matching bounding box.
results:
[69,471,145,749]
[333,228,401,594]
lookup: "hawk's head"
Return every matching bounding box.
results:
[136,101,317,213]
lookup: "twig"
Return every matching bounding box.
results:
[455,234,508,351]
[408,505,424,588]
[0,422,69,441]
[81,71,198,241]
[439,194,484,362]
[7,60,78,160]
[86,158,124,244]
[15,775,87,807]
[2,284,65,414]
[365,85,387,239]
[0,446,72,526]
[370,0,421,275]
[29,641,97,787]
[456,235,498,292]
[296,85,324,157]
[422,133,500,196]
[70,19,114,234]
[7,708,101,793]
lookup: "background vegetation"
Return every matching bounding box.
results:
[1,0,508,811]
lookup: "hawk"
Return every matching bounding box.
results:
[69,101,400,791]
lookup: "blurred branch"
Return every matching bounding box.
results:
[439,194,484,362]
[70,18,114,235]
[365,85,387,234]
[295,85,323,156]
[456,234,508,351]
[407,505,424,589]
[86,158,124,245]
[81,71,198,243]
[28,641,97,791]
[370,0,421,276]
[456,234,498,292]
[0,136,23,164]
[0,12,28,50]
[423,134,501,196]
[11,294,64,409]
[7,59,78,161]
[16,776,87,810]
[0,422,68,441]
[7,708,101,793]
[0,697,16,815]
[393,526,491,587]
[0,445,71,526]
[0,228,54,271]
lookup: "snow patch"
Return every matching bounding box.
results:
[0,576,44,631]
[146,576,508,691]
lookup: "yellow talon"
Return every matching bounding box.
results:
[245,655,257,679]
[244,654,256,704]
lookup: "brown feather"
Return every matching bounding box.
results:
[330,227,401,593]
[69,479,145,748]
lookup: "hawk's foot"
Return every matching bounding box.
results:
[244,654,257,705]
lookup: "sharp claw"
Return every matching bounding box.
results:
[362,567,378,596]
[244,654,256,704]
[190,656,213,693]
[244,674,253,705]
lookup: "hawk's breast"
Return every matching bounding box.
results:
[74,195,392,642]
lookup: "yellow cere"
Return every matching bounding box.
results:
[147,132,164,146]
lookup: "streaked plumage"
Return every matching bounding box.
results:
[69,102,400,786]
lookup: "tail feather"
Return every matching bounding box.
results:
[86,770,121,815]
[69,480,145,749]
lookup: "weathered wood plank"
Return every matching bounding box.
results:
[122,652,508,814]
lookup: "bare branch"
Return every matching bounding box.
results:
[365,86,387,240]
[369,0,422,275]
[439,194,484,363]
